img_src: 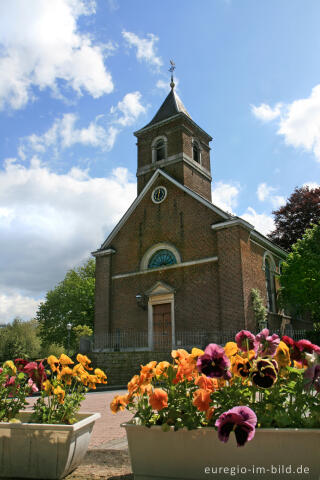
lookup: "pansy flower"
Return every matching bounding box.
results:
[275,341,291,368]
[193,388,211,412]
[250,358,278,388]
[254,329,280,356]
[110,394,130,414]
[215,406,257,447]
[149,388,168,411]
[197,344,230,378]
[235,330,256,352]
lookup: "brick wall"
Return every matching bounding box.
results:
[90,351,171,386]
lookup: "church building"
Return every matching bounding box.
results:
[92,76,289,350]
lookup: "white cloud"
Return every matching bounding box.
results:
[0,159,136,304]
[0,290,42,323]
[24,91,147,155]
[251,103,282,122]
[277,84,320,162]
[122,30,162,70]
[110,91,147,126]
[257,182,275,202]
[256,182,285,208]
[0,0,114,110]
[27,114,119,153]
[241,207,275,236]
[211,181,240,213]
[252,84,320,163]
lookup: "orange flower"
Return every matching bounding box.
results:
[72,363,86,378]
[171,349,189,363]
[140,361,157,380]
[275,341,291,368]
[53,385,65,404]
[76,354,93,370]
[59,354,74,366]
[57,366,73,385]
[87,374,99,389]
[149,388,168,411]
[94,368,107,384]
[155,361,170,376]
[47,355,60,372]
[224,342,238,358]
[206,406,215,420]
[195,374,218,392]
[110,394,129,414]
[193,389,211,412]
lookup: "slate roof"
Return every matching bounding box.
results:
[141,88,191,129]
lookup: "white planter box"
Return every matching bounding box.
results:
[122,422,320,480]
[0,412,100,479]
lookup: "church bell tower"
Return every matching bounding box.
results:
[134,66,213,202]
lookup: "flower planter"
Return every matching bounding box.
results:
[0,411,100,479]
[122,422,320,480]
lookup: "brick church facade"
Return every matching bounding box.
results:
[92,81,290,350]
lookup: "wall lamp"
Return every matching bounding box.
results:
[136,293,147,310]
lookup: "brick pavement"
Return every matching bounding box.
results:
[79,390,132,449]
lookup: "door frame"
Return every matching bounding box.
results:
[148,293,175,351]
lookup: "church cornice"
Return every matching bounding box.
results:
[134,112,212,142]
[136,152,212,181]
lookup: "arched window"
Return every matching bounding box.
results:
[148,249,177,269]
[193,142,200,163]
[264,255,277,313]
[155,140,165,161]
[151,136,167,163]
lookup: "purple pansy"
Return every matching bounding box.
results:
[197,344,230,378]
[215,406,257,447]
[235,330,256,352]
[254,329,280,357]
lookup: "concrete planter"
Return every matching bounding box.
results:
[122,422,320,480]
[0,411,100,479]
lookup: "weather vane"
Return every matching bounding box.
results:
[169,60,176,90]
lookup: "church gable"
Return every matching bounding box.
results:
[104,170,229,277]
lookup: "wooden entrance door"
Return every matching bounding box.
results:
[153,303,171,351]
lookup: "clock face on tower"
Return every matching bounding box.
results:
[151,186,167,204]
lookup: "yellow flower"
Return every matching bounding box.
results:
[43,379,53,394]
[53,385,65,404]
[87,374,99,389]
[3,360,17,374]
[59,354,74,366]
[57,366,73,385]
[224,342,238,358]
[76,354,93,370]
[275,341,291,368]
[94,368,107,384]
[47,355,60,372]
[190,348,204,358]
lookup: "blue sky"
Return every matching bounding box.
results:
[1,0,320,323]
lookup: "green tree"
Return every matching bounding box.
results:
[0,318,41,360]
[280,223,320,320]
[36,259,95,349]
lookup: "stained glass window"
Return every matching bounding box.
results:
[148,249,177,269]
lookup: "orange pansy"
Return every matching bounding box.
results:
[149,388,168,411]
[193,388,211,412]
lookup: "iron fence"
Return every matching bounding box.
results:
[92,328,308,352]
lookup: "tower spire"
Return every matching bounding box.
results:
[169,59,176,90]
